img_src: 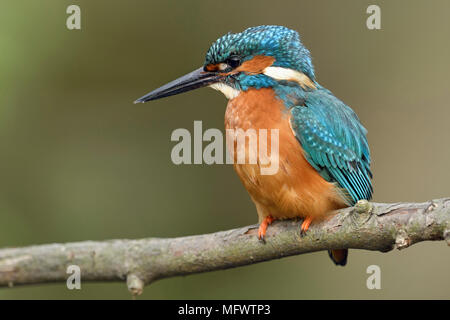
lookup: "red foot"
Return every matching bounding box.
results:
[258,215,275,241]
[300,217,313,235]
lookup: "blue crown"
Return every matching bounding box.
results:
[204,25,315,80]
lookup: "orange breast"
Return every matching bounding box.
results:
[225,88,346,222]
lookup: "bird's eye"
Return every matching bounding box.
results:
[226,56,241,69]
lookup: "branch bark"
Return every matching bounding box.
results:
[1,198,449,295]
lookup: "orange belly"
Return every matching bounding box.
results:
[225,88,346,223]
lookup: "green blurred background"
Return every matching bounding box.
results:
[0,0,449,299]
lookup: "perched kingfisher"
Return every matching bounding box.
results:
[135,26,373,266]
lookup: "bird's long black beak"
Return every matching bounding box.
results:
[134,67,223,103]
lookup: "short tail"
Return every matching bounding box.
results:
[328,249,348,266]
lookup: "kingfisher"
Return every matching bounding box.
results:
[135,25,373,266]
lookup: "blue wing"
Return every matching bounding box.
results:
[290,88,373,205]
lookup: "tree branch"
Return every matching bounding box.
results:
[1,198,449,295]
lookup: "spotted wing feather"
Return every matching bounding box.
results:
[290,89,373,205]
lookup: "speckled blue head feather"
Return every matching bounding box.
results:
[205,25,315,80]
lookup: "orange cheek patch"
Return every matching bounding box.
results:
[205,64,220,72]
[205,55,275,75]
[236,55,275,75]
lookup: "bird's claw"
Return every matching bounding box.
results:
[257,215,274,242]
[257,228,265,242]
[300,217,313,237]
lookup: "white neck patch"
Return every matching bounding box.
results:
[209,67,315,99]
[209,83,240,100]
[263,66,316,89]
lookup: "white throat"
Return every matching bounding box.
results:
[209,83,240,100]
